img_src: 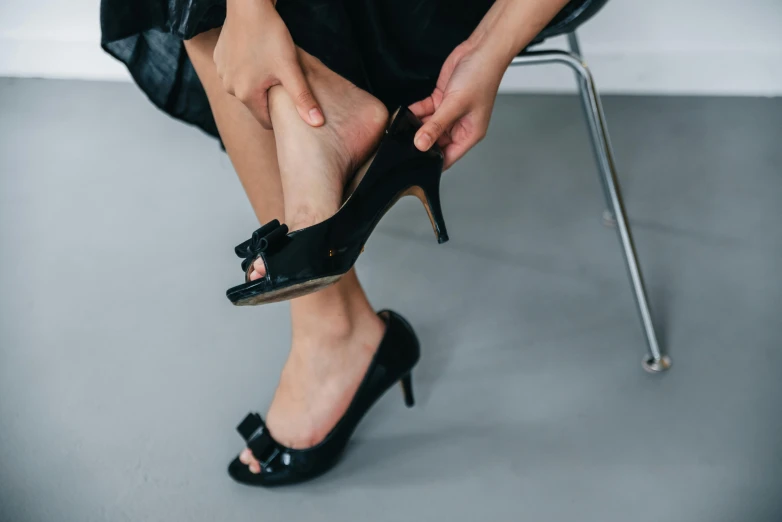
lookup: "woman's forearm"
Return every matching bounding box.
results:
[468,0,571,64]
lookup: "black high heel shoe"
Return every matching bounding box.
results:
[227,310,420,487]
[227,107,447,306]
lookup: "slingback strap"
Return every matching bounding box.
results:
[236,412,285,471]
[234,220,290,273]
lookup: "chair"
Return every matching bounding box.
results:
[514,0,672,372]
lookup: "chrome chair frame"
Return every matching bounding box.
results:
[509,32,671,372]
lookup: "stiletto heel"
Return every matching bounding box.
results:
[228,310,421,487]
[399,373,415,408]
[408,172,448,244]
[227,107,447,306]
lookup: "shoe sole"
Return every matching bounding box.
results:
[233,274,343,306]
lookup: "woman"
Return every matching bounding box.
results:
[101,0,570,486]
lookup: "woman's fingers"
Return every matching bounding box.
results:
[413,98,464,152]
[408,96,436,120]
[242,88,274,130]
[223,65,322,130]
[282,67,324,127]
[442,141,471,171]
[442,117,488,170]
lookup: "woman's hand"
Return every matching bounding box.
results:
[409,40,506,170]
[410,0,570,169]
[214,0,323,129]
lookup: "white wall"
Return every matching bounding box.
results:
[1,0,781,96]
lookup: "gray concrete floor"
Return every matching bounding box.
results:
[1,78,781,521]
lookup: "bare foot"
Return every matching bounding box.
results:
[248,48,388,281]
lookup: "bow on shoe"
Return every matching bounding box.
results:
[234,219,290,273]
[236,413,287,472]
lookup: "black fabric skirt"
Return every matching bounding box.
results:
[100,0,495,141]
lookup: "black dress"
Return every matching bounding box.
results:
[100,0,496,141]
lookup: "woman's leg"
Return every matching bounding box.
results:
[185,29,284,223]
[185,31,386,473]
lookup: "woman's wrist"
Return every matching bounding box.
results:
[468,0,570,66]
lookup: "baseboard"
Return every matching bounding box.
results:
[1,37,780,97]
[0,37,130,81]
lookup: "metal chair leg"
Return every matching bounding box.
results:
[508,50,671,372]
[566,32,616,227]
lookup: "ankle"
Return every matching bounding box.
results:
[293,308,378,344]
[291,296,384,351]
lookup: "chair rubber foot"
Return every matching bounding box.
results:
[642,355,672,373]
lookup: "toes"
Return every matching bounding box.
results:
[239,447,262,474]
[249,259,267,281]
[239,448,253,464]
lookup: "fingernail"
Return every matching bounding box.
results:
[415,133,432,150]
[309,108,323,125]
